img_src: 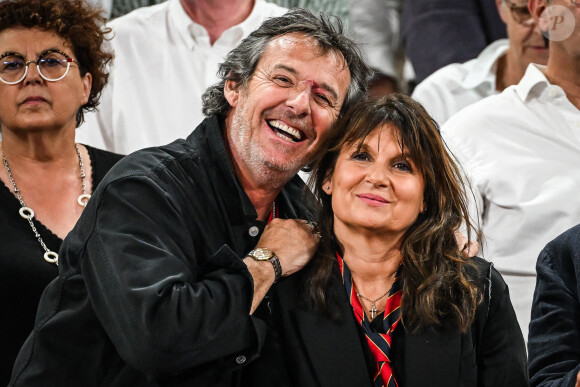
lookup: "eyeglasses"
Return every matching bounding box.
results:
[504,0,534,25]
[0,49,78,85]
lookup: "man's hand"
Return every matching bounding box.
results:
[244,218,320,314]
[455,230,479,258]
[576,370,580,387]
[255,218,320,277]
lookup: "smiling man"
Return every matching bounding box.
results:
[9,9,370,387]
[223,35,349,192]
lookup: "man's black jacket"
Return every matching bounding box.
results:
[10,115,316,386]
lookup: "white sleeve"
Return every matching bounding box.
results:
[348,0,402,79]
[441,121,486,246]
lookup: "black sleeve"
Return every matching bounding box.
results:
[80,172,265,377]
[477,264,529,387]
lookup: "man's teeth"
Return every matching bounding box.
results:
[269,120,302,142]
[275,132,294,142]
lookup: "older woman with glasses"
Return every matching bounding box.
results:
[0,0,122,382]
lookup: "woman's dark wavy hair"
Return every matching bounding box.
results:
[0,0,113,127]
[202,8,371,118]
[306,94,482,332]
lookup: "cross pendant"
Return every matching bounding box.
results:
[370,303,378,319]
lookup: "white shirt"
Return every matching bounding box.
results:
[441,64,580,340]
[76,0,287,154]
[88,0,112,18]
[412,39,508,125]
[88,0,113,18]
[349,0,401,80]
[348,0,414,91]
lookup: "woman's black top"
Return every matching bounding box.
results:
[0,145,122,384]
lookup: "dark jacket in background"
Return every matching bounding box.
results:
[402,0,507,83]
[528,224,580,387]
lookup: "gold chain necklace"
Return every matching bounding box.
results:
[2,143,90,266]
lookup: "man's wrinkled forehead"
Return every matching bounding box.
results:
[263,33,348,71]
[257,33,350,100]
[269,32,323,51]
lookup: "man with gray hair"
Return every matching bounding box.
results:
[10,9,370,386]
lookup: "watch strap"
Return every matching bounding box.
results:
[270,254,282,283]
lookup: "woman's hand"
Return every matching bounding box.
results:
[455,230,479,258]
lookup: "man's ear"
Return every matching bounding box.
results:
[530,0,550,46]
[529,0,547,23]
[496,0,508,24]
[224,79,240,107]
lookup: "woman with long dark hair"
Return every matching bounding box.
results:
[246,94,528,387]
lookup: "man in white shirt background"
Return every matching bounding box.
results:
[412,0,549,125]
[441,0,580,341]
[76,0,287,154]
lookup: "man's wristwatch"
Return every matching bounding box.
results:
[247,247,282,283]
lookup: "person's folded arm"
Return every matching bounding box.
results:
[81,173,263,377]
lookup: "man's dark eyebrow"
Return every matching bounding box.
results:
[273,64,339,102]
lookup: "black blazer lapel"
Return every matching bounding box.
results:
[402,328,462,387]
[290,306,371,387]
[275,266,371,387]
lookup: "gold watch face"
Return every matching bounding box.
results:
[249,248,274,261]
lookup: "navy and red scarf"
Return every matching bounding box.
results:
[337,253,403,387]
